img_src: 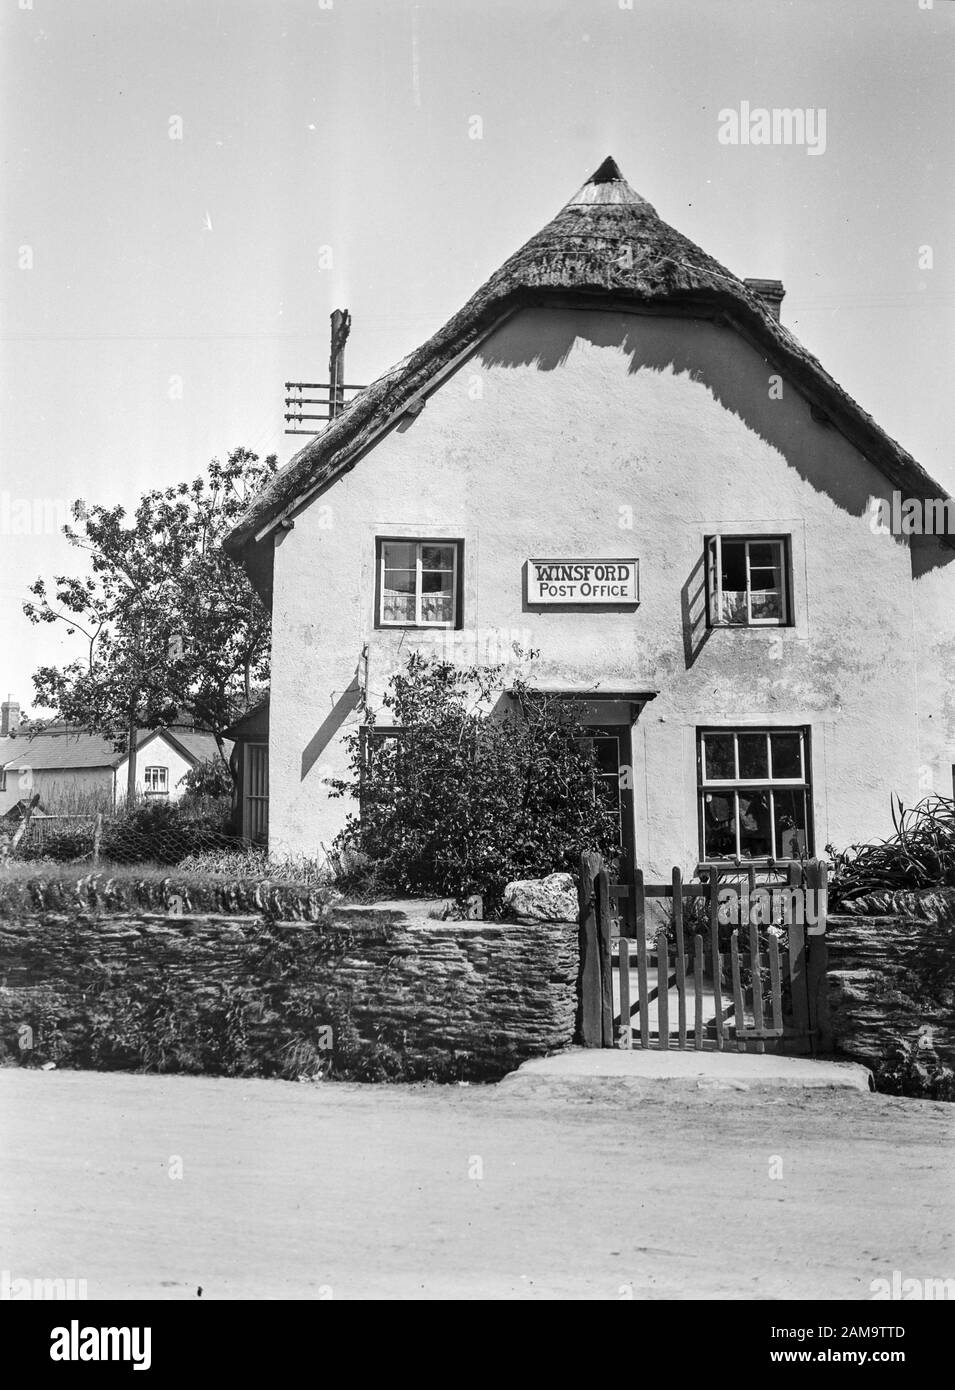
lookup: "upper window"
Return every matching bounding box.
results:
[706,536,790,627]
[376,540,462,628]
[698,727,812,862]
[143,766,168,794]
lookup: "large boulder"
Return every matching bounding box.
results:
[502,873,578,923]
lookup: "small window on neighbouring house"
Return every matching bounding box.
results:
[698,727,812,862]
[706,536,790,626]
[377,540,461,628]
[143,766,168,794]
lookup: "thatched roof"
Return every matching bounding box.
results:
[225,156,951,590]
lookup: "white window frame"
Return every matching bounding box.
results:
[698,727,812,863]
[143,765,168,794]
[378,540,460,629]
[706,535,789,627]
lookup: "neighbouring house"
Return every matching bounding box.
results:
[223,157,955,878]
[0,699,230,815]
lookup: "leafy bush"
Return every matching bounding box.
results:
[178,756,234,803]
[828,795,955,905]
[19,826,95,862]
[873,1034,955,1102]
[329,650,620,914]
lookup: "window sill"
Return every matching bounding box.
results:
[695,859,806,874]
[375,622,459,631]
[706,622,794,631]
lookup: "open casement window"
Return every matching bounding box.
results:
[698,728,812,863]
[143,766,168,794]
[377,540,461,628]
[706,536,790,626]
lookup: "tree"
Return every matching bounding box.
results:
[329,650,621,913]
[23,447,275,794]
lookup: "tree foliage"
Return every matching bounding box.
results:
[23,448,274,773]
[330,651,621,912]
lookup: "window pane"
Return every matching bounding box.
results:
[381,542,416,570]
[748,542,778,569]
[719,590,749,624]
[592,736,620,776]
[737,790,772,858]
[749,589,782,621]
[421,570,452,595]
[383,568,415,594]
[421,544,454,571]
[771,732,802,779]
[703,733,735,780]
[420,592,453,623]
[382,592,415,622]
[702,792,736,858]
[774,789,808,858]
[738,732,768,779]
[720,541,746,590]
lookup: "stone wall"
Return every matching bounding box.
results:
[0,894,578,1082]
[826,907,955,1071]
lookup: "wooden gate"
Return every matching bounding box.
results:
[577,853,831,1054]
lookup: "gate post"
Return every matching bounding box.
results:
[577,851,604,1047]
[805,858,833,1053]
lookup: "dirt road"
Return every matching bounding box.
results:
[1,1069,951,1300]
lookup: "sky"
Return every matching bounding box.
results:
[2,0,953,713]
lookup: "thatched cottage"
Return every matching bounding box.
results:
[224,158,955,877]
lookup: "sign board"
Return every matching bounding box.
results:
[527,559,639,605]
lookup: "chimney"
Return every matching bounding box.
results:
[2,698,20,737]
[328,309,352,419]
[744,278,786,321]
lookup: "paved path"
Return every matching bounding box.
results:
[504,1048,873,1089]
[1,1068,951,1299]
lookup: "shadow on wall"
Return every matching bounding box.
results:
[681,550,712,670]
[478,310,955,589]
[300,661,364,782]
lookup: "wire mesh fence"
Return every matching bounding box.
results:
[5,810,253,867]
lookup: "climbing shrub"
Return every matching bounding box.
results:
[329,650,620,915]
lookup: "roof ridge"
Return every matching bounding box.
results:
[223,160,951,572]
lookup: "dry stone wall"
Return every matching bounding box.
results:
[0,885,578,1081]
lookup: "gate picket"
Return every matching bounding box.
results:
[768,935,783,1034]
[709,873,724,1051]
[749,920,766,1055]
[656,930,669,1049]
[597,866,613,1048]
[730,930,746,1052]
[619,938,632,1049]
[673,867,686,1048]
[636,894,649,1049]
[693,933,704,1049]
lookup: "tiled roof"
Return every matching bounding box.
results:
[0,726,226,772]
